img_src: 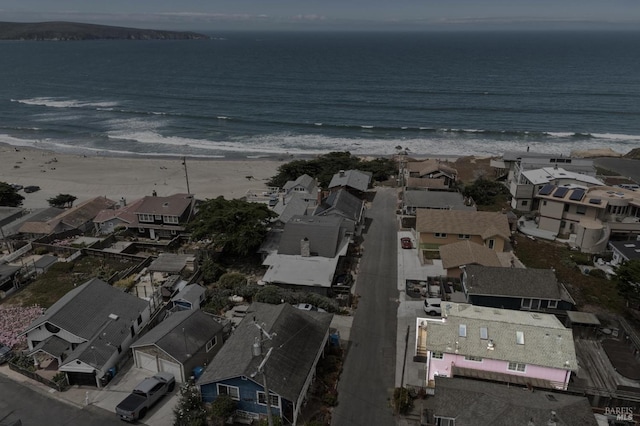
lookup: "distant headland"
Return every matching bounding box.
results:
[0,21,209,41]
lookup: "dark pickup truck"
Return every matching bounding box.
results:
[115,372,175,422]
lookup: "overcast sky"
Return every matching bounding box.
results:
[2,0,640,31]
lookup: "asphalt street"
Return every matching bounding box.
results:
[332,187,398,426]
[0,374,122,426]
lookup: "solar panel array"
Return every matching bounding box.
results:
[569,189,585,201]
[553,187,569,198]
[589,198,602,205]
[538,184,555,196]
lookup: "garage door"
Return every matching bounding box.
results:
[136,351,158,373]
[159,358,183,383]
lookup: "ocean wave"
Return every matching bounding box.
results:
[12,97,119,109]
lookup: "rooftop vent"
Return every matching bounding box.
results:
[108,313,119,321]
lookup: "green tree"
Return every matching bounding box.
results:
[209,394,236,426]
[173,382,208,426]
[47,193,77,208]
[188,197,275,256]
[615,260,640,302]
[462,177,510,208]
[0,182,24,207]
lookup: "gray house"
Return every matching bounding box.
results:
[328,169,371,196]
[314,189,365,225]
[131,309,224,383]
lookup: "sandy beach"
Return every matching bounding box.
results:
[0,145,285,209]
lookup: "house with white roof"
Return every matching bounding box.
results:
[510,166,603,212]
[416,303,577,391]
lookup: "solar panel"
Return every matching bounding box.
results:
[538,184,554,196]
[553,187,569,198]
[589,198,602,204]
[569,189,585,201]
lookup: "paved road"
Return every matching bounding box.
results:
[332,187,398,426]
[0,375,122,426]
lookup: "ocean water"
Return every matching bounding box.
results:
[1,31,639,159]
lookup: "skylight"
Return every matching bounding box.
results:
[459,324,467,338]
[516,331,525,345]
[480,327,488,340]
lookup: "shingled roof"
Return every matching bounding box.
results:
[439,241,502,270]
[278,215,349,258]
[314,189,364,222]
[464,265,563,300]
[328,169,371,192]
[197,303,333,403]
[426,377,597,426]
[416,210,511,241]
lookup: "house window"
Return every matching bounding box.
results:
[138,227,145,233]
[543,200,547,206]
[154,215,162,220]
[548,300,558,309]
[458,234,470,239]
[521,298,541,310]
[206,336,217,352]
[564,204,570,212]
[139,214,154,222]
[432,352,444,359]
[163,215,179,224]
[487,239,495,249]
[435,417,455,426]
[257,391,280,408]
[217,384,240,401]
[521,200,528,207]
[435,233,447,238]
[508,362,526,372]
[576,205,586,215]
[464,355,483,362]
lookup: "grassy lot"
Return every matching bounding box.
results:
[2,256,138,308]
[514,234,626,314]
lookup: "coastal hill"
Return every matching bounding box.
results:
[0,21,209,41]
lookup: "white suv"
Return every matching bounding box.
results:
[423,298,442,316]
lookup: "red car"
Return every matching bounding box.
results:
[400,237,412,249]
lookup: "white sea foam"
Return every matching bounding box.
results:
[13,97,118,109]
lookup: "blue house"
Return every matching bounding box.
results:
[197,302,333,425]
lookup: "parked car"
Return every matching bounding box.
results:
[400,237,412,249]
[23,185,40,193]
[0,343,13,364]
[294,303,327,313]
[423,298,442,316]
[115,372,175,422]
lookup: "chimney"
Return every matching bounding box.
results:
[301,237,311,257]
[339,170,345,177]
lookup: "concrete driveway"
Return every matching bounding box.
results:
[87,365,180,426]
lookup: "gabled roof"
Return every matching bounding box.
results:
[464,265,565,300]
[403,190,473,211]
[426,377,597,426]
[405,177,449,190]
[283,174,317,193]
[406,159,457,178]
[93,197,145,225]
[425,303,577,371]
[314,189,364,222]
[18,197,116,234]
[7,207,63,236]
[197,303,333,403]
[23,278,148,341]
[328,170,371,192]
[416,210,511,241]
[131,310,223,364]
[278,215,349,258]
[133,193,193,217]
[272,193,313,224]
[439,241,502,270]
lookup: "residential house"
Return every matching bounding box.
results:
[271,192,315,228]
[327,169,371,197]
[198,302,333,425]
[0,207,63,240]
[18,196,116,238]
[93,197,144,235]
[22,278,150,387]
[439,241,502,278]
[404,159,457,188]
[415,209,511,256]
[418,303,577,390]
[462,265,575,313]
[491,151,595,184]
[609,240,640,267]
[130,309,224,383]
[170,284,206,311]
[535,184,640,253]
[402,190,475,216]
[261,216,353,296]
[423,376,598,426]
[509,166,603,212]
[282,174,319,205]
[314,189,365,225]
[129,193,195,240]
[0,206,24,228]
[147,253,196,299]
[404,177,450,191]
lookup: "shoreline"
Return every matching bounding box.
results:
[0,143,288,209]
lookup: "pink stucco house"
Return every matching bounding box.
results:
[416,303,577,391]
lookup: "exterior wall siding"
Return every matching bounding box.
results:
[200,377,286,419]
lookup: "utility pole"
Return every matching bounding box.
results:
[182,156,191,195]
[252,321,276,426]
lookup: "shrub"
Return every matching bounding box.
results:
[209,395,236,426]
[173,382,208,426]
[218,272,247,289]
[391,387,412,415]
[589,268,607,279]
[114,276,136,291]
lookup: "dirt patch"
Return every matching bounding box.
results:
[443,156,495,184]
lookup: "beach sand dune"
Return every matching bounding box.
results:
[0,145,283,209]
